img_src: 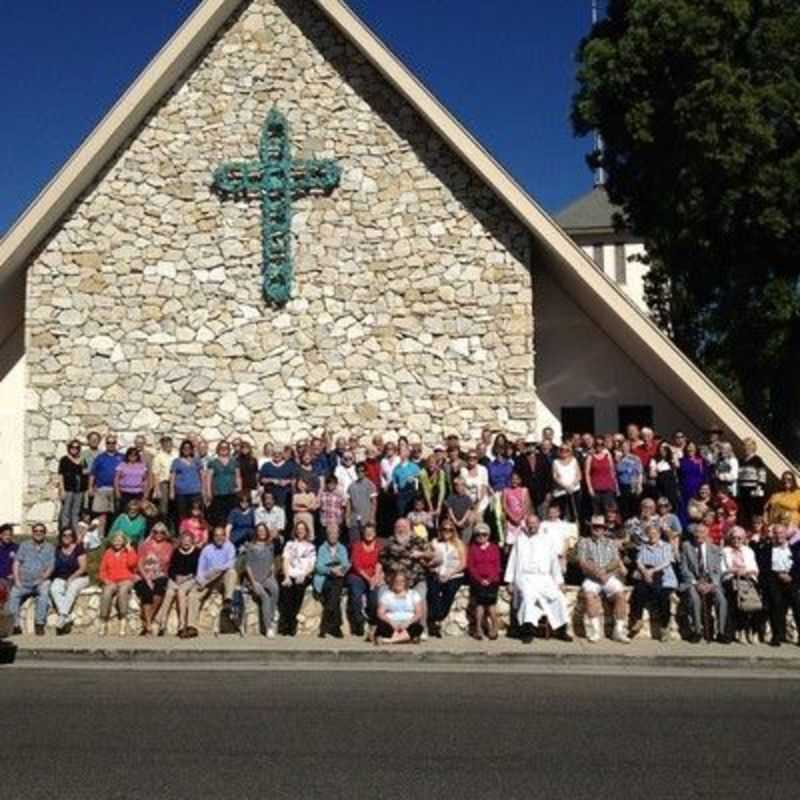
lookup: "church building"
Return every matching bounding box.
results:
[0,0,792,525]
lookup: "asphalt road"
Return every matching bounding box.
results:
[2,668,798,800]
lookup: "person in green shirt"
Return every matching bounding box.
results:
[109,499,148,547]
[204,441,242,527]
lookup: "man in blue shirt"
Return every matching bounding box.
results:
[89,434,124,532]
[9,523,55,636]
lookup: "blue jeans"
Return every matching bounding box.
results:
[9,581,51,626]
[346,574,378,630]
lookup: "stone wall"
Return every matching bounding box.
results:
[23,0,536,525]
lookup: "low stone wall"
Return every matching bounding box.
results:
[15,584,777,641]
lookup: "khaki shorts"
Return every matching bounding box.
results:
[92,487,115,514]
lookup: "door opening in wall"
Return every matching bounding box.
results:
[561,406,595,435]
[618,404,654,431]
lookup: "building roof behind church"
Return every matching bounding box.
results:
[556,186,622,234]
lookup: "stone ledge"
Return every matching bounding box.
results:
[17,583,784,642]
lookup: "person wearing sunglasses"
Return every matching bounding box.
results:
[58,440,87,534]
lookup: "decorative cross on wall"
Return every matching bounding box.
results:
[212,108,341,306]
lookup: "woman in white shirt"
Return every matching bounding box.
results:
[460,451,490,517]
[375,571,424,645]
[277,520,316,636]
[552,444,582,522]
[722,526,760,642]
[426,521,467,638]
[715,442,740,497]
[379,442,400,492]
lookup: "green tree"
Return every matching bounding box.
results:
[572,0,800,461]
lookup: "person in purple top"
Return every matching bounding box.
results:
[0,523,18,594]
[114,447,149,511]
[678,441,709,528]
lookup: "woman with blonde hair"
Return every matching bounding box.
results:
[765,472,800,527]
[425,520,467,638]
[292,477,319,543]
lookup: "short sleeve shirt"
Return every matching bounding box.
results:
[171,458,203,496]
[208,458,238,496]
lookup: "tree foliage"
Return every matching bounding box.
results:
[572,0,800,460]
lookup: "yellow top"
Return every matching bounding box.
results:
[766,489,800,526]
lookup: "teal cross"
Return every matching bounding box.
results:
[212,108,341,306]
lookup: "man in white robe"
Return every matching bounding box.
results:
[505,515,573,644]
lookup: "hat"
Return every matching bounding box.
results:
[474,522,491,535]
[590,515,607,527]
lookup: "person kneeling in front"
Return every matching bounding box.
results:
[504,514,572,644]
[375,571,424,645]
[578,515,630,643]
[185,526,237,638]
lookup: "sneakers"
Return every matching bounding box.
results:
[266,627,276,639]
[584,616,601,643]
[612,620,630,644]
[34,624,46,636]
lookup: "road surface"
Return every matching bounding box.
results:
[2,667,797,799]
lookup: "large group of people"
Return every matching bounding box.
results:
[1,424,799,647]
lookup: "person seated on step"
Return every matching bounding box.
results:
[157,530,200,638]
[98,532,138,637]
[379,517,435,630]
[277,520,316,637]
[49,527,89,636]
[375,571,424,645]
[678,522,729,643]
[346,523,383,640]
[8,523,55,637]
[722,526,760,643]
[466,522,502,640]
[628,522,678,642]
[313,523,350,639]
[242,523,280,639]
[185,526,238,638]
[133,522,173,637]
[504,514,572,645]
[426,519,467,639]
[577,515,630,644]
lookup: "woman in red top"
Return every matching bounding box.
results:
[98,532,139,637]
[346,523,383,638]
[585,440,619,515]
[466,523,502,640]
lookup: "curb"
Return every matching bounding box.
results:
[11,645,800,671]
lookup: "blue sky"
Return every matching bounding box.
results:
[0,1,595,236]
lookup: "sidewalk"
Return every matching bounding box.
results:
[10,632,800,671]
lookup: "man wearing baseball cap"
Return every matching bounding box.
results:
[577,515,630,643]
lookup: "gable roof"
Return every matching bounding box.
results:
[0,0,793,478]
[556,186,622,235]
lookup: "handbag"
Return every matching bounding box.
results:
[734,577,762,613]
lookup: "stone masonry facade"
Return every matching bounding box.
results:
[23,0,535,524]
